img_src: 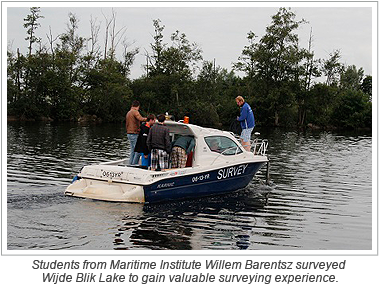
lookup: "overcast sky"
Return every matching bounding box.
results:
[5,2,374,79]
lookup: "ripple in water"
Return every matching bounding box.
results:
[7,122,372,250]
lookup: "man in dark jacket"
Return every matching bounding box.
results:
[134,114,156,167]
[147,114,171,170]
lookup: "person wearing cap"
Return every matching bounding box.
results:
[235,96,255,151]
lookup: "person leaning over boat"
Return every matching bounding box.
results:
[236,95,255,151]
[147,114,171,170]
[171,135,195,168]
[126,100,147,165]
[134,114,156,167]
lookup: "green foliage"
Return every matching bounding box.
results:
[83,59,132,121]
[7,8,372,131]
[23,7,44,55]
[331,89,371,129]
[234,8,310,127]
[146,19,202,80]
[147,19,166,76]
[233,31,259,79]
[361,75,372,99]
[306,83,337,127]
[340,65,364,91]
[322,50,343,86]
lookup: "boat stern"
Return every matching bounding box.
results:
[65,178,145,203]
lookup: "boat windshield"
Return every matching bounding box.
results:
[204,136,243,155]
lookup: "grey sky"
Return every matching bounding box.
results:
[6,3,374,79]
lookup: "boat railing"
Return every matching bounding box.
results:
[250,138,268,156]
[232,133,268,156]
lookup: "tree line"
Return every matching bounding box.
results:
[7,7,372,130]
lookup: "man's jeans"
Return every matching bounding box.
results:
[127,134,140,165]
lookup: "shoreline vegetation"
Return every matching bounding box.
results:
[6,115,371,133]
[7,8,371,131]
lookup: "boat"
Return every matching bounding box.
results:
[64,120,269,203]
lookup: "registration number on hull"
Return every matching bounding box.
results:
[101,170,122,179]
[192,173,210,183]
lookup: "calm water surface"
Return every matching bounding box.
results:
[7,122,372,250]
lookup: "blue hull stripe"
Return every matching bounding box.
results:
[143,162,264,203]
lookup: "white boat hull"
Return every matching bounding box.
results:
[66,178,145,203]
[65,159,267,203]
[65,120,269,203]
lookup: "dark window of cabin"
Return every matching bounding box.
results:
[204,136,243,155]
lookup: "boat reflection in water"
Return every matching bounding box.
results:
[112,183,272,250]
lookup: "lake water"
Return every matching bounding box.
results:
[6,122,372,250]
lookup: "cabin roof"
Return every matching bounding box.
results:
[164,120,226,138]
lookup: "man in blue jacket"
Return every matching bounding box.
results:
[236,96,255,151]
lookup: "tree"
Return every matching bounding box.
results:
[331,89,371,129]
[306,83,337,127]
[84,58,132,121]
[23,7,44,56]
[46,13,86,120]
[361,75,372,100]
[59,13,85,57]
[121,39,139,77]
[8,7,371,129]
[46,26,59,59]
[297,28,321,127]
[145,19,202,79]
[57,13,85,84]
[85,15,101,65]
[136,19,204,122]
[102,9,128,60]
[233,31,259,80]
[145,19,166,76]
[322,50,343,86]
[339,65,364,91]
[233,31,260,99]
[248,7,308,126]
[257,8,307,82]
[162,29,203,79]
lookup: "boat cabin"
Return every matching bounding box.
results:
[164,120,246,168]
